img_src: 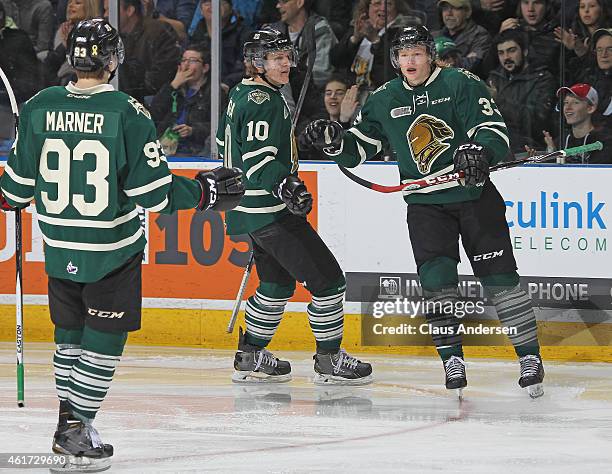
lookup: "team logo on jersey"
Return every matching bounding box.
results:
[66,261,78,275]
[407,114,454,175]
[248,90,270,105]
[128,96,152,119]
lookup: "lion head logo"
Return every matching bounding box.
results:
[407,114,454,175]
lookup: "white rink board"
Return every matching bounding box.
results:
[299,162,612,278]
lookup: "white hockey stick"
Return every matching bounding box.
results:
[0,66,24,407]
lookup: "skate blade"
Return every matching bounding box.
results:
[313,373,373,386]
[49,455,111,473]
[231,370,292,384]
[527,383,544,399]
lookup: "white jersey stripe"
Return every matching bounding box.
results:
[41,227,143,251]
[243,146,278,161]
[36,208,140,228]
[246,155,275,179]
[233,203,286,214]
[4,164,35,186]
[124,175,172,197]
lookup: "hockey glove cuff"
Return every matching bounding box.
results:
[304,119,344,156]
[195,167,245,211]
[0,191,15,212]
[274,175,313,216]
[452,142,491,187]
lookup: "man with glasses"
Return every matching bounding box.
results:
[150,44,226,155]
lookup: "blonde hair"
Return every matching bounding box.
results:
[67,0,102,22]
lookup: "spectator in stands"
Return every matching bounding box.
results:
[45,0,101,86]
[470,0,519,36]
[0,0,54,61]
[109,0,180,103]
[323,76,360,126]
[312,0,358,40]
[142,0,197,42]
[331,0,425,92]
[0,3,40,139]
[554,0,610,58]
[270,0,337,131]
[437,0,491,72]
[487,29,556,151]
[191,0,251,90]
[537,83,611,163]
[498,0,560,75]
[569,27,612,122]
[298,75,361,160]
[435,35,464,66]
[150,44,224,156]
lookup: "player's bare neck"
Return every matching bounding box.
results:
[254,75,282,90]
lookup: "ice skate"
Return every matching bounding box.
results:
[519,354,545,398]
[50,418,113,473]
[444,356,467,399]
[232,328,292,383]
[313,349,373,385]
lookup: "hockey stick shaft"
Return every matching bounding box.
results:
[339,141,603,194]
[227,30,317,334]
[0,65,24,407]
[226,253,254,333]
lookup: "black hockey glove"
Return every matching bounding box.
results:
[304,119,344,155]
[274,175,313,216]
[452,142,491,187]
[195,166,245,211]
[0,191,15,212]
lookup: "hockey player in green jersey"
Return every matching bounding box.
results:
[305,26,544,398]
[0,19,244,472]
[218,28,372,385]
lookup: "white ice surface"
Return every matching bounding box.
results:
[1,343,612,473]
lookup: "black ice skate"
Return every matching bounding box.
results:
[444,356,467,399]
[232,328,292,383]
[313,349,373,385]
[518,354,545,398]
[51,412,113,473]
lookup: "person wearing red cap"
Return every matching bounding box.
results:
[540,83,612,163]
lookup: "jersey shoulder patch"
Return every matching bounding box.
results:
[127,95,152,119]
[247,89,271,105]
[456,68,482,83]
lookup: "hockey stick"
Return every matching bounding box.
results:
[338,141,603,194]
[226,26,317,334]
[0,66,24,407]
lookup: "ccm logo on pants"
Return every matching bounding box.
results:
[472,250,504,261]
[88,308,125,319]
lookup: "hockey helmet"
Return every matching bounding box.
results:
[391,25,437,70]
[68,19,125,72]
[243,28,297,70]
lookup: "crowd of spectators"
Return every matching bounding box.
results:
[0,0,610,162]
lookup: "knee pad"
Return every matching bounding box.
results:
[419,257,459,292]
[81,326,127,357]
[481,271,521,299]
[258,281,295,300]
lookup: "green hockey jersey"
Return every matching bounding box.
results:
[217,79,297,235]
[0,83,201,282]
[326,67,510,204]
